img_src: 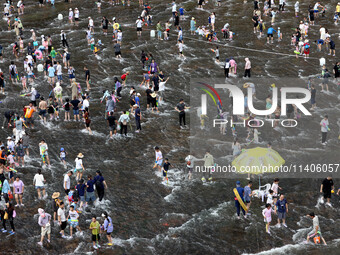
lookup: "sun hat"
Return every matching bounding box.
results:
[52,192,60,199]
[77,153,84,158]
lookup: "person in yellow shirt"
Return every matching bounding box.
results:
[335,3,340,25]
[89,216,101,249]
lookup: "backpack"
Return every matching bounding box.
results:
[35,92,41,99]
[73,188,79,199]
[95,177,102,188]
[54,198,62,207]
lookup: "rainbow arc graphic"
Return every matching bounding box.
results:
[198,82,223,115]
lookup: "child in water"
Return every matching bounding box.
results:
[60,147,67,168]
[21,75,27,92]
[262,203,274,234]
[162,158,171,183]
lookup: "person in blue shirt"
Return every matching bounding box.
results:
[102,211,113,245]
[135,93,141,107]
[244,181,253,211]
[1,178,11,203]
[179,7,184,17]
[76,179,86,210]
[234,181,246,219]
[86,175,96,206]
[275,194,288,227]
[94,171,107,202]
[267,26,277,43]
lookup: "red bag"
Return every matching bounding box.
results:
[8,191,13,200]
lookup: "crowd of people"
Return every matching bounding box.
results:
[0,0,339,252]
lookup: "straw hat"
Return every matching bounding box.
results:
[77,153,84,158]
[52,192,60,199]
[243,83,250,88]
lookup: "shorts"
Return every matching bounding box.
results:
[79,196,85,202]
[85,122,90,128]
[137,27,142,31]
[311,98,316,105]
[60,221,67,230]
[57,75,62,80]
[70,221,79,228]
[69,74,75,79]
[26,118,34,124]
[156,159,163,166]
[278,211,286,219]
[330,45,335,50]
[92,234,100,242]
[314,10,319,13]
[109,125,116,131]
[23,145,29,149]
[115,51,121,56]
[41,225,51,236]
[86,191,96,202]
[163,170,167,177]
[73,109,79,115]
[323,192,331,199]
[317,39,324,45]
[39,110,47,116]
[106,231,112,236]
[30,100,37,106]
[254,22,258,28]
[75,168,83,173]
[35,186,45,189]
[75,18,79,21]
[48,107,54,114]
[147,98,151,105]
[216,56,219,60]
[245,200,250,204]
[187,167,193,173]
[308,230,322,238]
[267,34,273,37]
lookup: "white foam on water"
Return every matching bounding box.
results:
[315,196,324,209]
[80,129,106,138]
[164,186,181,202]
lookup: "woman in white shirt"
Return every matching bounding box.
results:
[33,169,46,199]
[68,8,74,24]
[74,8,80,25]
[75,153,85,181]
[210,13,216,31]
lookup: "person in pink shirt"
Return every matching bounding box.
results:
[262,203,273,234]
[13,176,25,207]
[229,58,237,75]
